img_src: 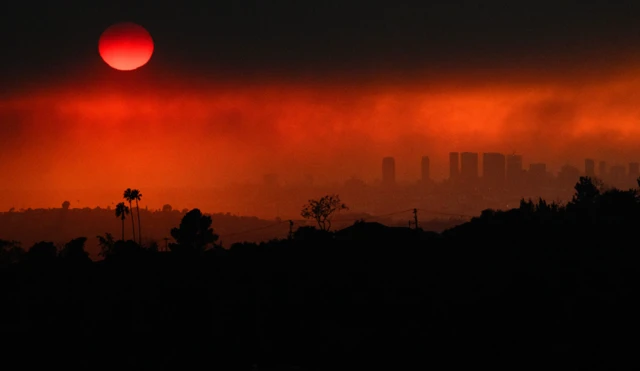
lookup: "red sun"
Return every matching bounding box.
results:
[99,22,154,71]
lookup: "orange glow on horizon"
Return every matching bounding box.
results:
[2,69,640,210]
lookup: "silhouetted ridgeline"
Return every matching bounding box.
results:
[1,177,638,369]
[0,207,463,259]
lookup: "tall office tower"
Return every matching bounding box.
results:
[421,156,430,183]
[482,152,506,188]
[599,161,607,179]
[382,157,396,186]
[629,162,640,180]
[506,154,524,186]
[585,158,596,177]
[460,152,479,183]
[449,152,460,182]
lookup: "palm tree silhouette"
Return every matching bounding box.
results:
[115,202,130,241]
[123,188,136,243]
[130,189,143,246]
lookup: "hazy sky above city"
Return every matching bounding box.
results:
[3,2,640,206]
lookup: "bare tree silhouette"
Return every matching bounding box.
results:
[301,194,348,231]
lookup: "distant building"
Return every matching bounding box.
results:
[599,161,607,178]
[528,163,547,187]
[382,157,396,186]
[506,154,524,187]
[460,152,479,183]
[449,152,459,182]
[558,165,581,186]
[483,152,506,189]
[421,156,430,183]
[585,158,595,178]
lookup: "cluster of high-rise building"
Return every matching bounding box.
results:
[583,159,640,187]
[251,154,640,219]
[382,152,526,189]
[381,153,640,190]
[447,152,525,189]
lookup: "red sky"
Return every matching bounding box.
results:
[2,64,640,210]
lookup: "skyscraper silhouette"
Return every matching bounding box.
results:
[421,156,430,183]
[382,157,396,187]
[585,159,595,177]
[449,152,459,182]
[599,161,607,179]
[506,154,523,187]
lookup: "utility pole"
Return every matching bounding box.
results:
[413,208,419,230]
[288,220,294,240]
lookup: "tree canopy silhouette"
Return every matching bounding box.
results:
[59,237,90,264]
[26,241,57,264]
[572,176,602,204]
[97,233,115,258]
[170,208,219,254]
[0,239,24,266]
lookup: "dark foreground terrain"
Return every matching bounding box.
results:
[1,177,639,370]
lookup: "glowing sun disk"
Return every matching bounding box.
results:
[98,22,154,71]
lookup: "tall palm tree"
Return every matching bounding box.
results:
[123,188,136,243]
[115,202,129,241]
[130,189,143,246]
